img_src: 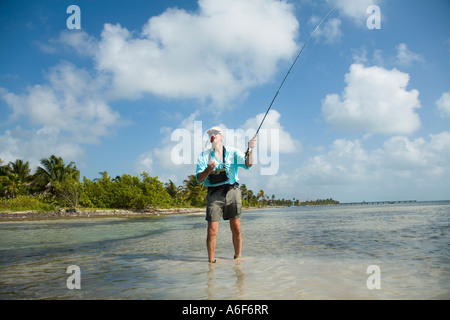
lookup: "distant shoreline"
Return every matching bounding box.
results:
[0,208,205,221]
[0,206,275,222]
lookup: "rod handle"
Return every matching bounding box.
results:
[244,147,252,159]
[245,134,258,159]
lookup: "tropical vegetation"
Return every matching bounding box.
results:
[1,155,339,212]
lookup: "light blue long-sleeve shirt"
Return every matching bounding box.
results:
[195,146,250,187]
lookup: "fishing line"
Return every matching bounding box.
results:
[245,7,335,159]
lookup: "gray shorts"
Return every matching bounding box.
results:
[205,185,242,222]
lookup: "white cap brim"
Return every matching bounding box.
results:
[207,126,223,136]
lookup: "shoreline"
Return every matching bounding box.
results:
[0,206,273,222]
[0,208,205,221]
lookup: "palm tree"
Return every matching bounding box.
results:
[247,189,255,206]
[0,159,32,198]
[257,189,266,206]
[95,171,109,182]
[240,184,249,207]
[164,180,185,206]
[34,155,79,195]
[0,158,7,175]
[10,159,31,181]
[257,189,265,200]
[182,175,207,207]
[164,180,179,198]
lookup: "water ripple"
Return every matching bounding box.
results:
[1,202,449,299]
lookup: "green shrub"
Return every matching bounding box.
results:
[0,195,57,212]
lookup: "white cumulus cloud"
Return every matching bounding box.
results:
[436,91,450,118]
[310,16,342,44]
[1,62,120,144]
[95,0,299,106]
[2,0,301,168]
[300,138,370,185]
[240,109,302,154]
[0,62,120,165]
[266,131,450,201]
[395,43,424,67]
[326,0,382,23]
[134,108,300,183]
[321,63,421,135]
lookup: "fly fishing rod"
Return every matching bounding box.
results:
[245,7,335,159]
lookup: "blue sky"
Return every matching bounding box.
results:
[1,0,449,202]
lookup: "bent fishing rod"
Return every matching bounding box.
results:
[245,7,335,159]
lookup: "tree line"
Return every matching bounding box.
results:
[0,155,300,212]
[1,156,339,212]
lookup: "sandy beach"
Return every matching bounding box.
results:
[0,206,273,221]
[0,207,206,221]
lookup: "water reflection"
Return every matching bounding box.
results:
[206,259,246,300]
[233,259,246,297]
[206,263,215,300]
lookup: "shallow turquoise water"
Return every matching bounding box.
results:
[0,202,449,299]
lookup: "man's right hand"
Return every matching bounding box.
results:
[197,160,216,182]
[207,160,216,173]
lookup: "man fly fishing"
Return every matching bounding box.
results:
[196,127,257,263]
[195,7,335,263]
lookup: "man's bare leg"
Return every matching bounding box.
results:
[207,221,219,262]
[230,218,242,258]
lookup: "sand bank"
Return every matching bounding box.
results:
[0,207,205,221]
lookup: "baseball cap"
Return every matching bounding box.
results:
[207,126,223,137]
